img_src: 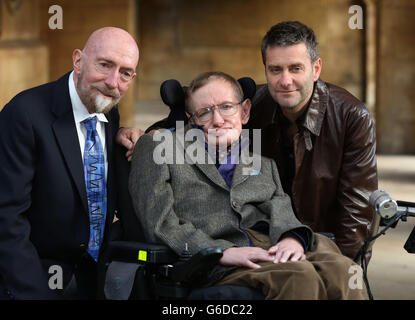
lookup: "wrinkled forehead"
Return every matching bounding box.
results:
[190,78,240,109]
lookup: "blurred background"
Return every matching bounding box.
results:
[0,0,414,299]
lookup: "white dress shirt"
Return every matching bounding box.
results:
[68,71,108,180]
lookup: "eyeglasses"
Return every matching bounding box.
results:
[95,61,135,83]
[190,101,243,123]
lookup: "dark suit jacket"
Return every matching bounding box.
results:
[0,72,119,299]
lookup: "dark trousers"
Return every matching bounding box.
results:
[62,254,98,300]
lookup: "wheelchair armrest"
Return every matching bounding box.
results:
[108,241,223,285]
[107,241,178,264]
[170,247,223,283]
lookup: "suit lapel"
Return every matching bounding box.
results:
[231,156,253,188]
[180,126,230,191]
[181,125,261,191]
[51,73,88,213]
[194,162,230,191]
[105,122,113,164]
[194,150,257,190]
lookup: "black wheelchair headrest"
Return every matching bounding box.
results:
[160,77,256,111]
[160,79,186,111]
[238,77,257,102]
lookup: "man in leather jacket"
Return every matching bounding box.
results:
[245,21,378,260]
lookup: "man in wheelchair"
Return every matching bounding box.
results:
[127,71,367,300]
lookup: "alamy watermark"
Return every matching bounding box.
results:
[348,265,364,290]
[348,5,363,30]
[46,5,364,32]
[152,121,262,175]
[48,265,63,290]
[48,5,63,30]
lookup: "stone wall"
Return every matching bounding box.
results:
[137,0,366,103]
[1,0,414,153]
[376,0,415,153]
[0,0,48,108]
[0,0,137,127]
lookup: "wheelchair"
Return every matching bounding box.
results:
[104,77,265,300]
[103,77,384,300]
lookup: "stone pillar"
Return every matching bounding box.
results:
[0,0,49,108]
[364,0,377,118]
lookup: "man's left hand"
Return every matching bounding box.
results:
[116,127,144,161]
[268,236,306,263]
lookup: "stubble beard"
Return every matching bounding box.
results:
[269,73,315,112]
[76,72,121,114]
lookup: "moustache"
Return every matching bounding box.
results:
[91,83,121,99]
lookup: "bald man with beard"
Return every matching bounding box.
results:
[0,27,142,299]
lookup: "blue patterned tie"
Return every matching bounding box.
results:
[83,116,107,262]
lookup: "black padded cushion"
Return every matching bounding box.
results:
[238,77,256,101]
[160,79,186,111]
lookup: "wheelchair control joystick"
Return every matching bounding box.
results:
[179,243,192,262]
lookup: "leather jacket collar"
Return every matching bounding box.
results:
[272,78,329,138]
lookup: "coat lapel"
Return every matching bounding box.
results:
[51,73,88,213]
[180,125,261,191]
[194,162,230,191]
[190,144,230,192]
[180,126,230,191]
[231,155,254,188]
[293,79,328,175]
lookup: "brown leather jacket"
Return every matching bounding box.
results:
[246,79,378,259]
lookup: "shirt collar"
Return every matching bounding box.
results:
[68,71,108,124]
[301,78,328,137]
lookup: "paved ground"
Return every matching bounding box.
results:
[135,108,415,300]
[367,155,415,300]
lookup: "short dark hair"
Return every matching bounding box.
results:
[261,21,319,65]
[185,71,244,112]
